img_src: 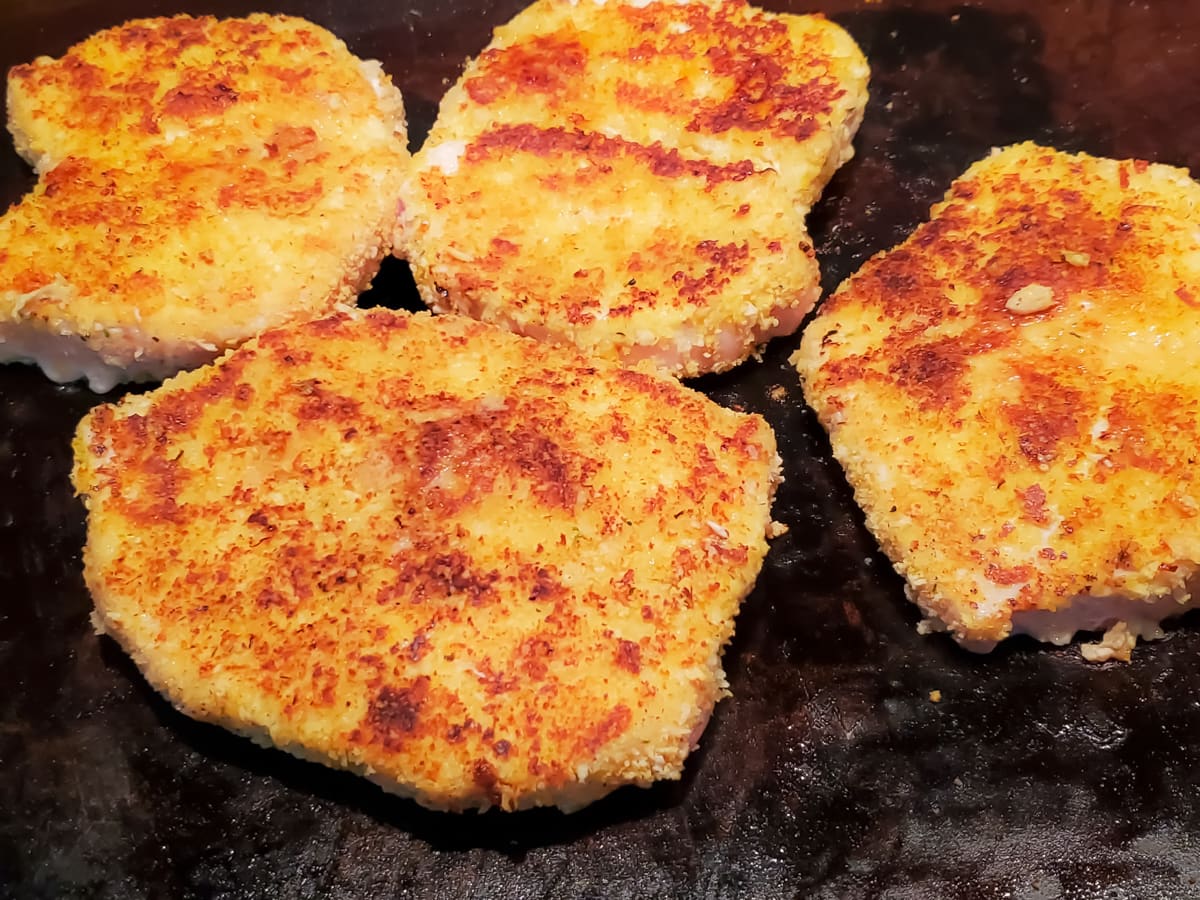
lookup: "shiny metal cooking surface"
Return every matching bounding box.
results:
[3,2,1200,897]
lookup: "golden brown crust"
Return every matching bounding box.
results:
[396,0,868,377]
[794,143,1200,648]
[1,14,409,390]
[73,309,780,811]
[437,0,867,207]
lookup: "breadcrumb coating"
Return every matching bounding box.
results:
[1,14,409,391]
[73,308,781,811]
[794,143,1200,656]
[397,0,867,378]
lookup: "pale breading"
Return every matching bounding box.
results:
[1,14,409,391]
[793,142,1200,657]
[396,0,868,378]
[72,308,780,812]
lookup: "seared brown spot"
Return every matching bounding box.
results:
[614,0,842,142]
[162,80,238,118]
[475,659,519,695]
[395,550,500,606]
[115,454,187,525]
[690,45,833,141]
[695,240,750,268]
[215,167,324,214]
[529,567,566,602]
[1002,371,1083,466]
[465,35,587,104]
[116,23,157,49]
[293,378,362,423]
[266,125,319,159]
[1018,484,1050,525]
[985,563,1033,586]
[516,636,554,680]
[247,510,275,530]
[367,679,430,748]
[407,632,432,662]
[466,125,757,188]
[888,342,970,411]
[472,759,502,805]
[615,639,641,674]
[415,411,586,513]
[668,240,753,302]
[159,15,211,49]
[1104,402,1170,473]
[255,587,290,610]
[233,382,255,406]
[576,704,633,757]
[309,663,338,707]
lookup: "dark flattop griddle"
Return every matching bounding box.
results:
[3,2,1200,897]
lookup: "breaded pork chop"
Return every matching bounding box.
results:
[1,14,408,392]
[72,308,780,811]
[794,143,1200,660]
[396,0,867,378]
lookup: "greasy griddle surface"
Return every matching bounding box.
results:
[3,2,1200,897]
